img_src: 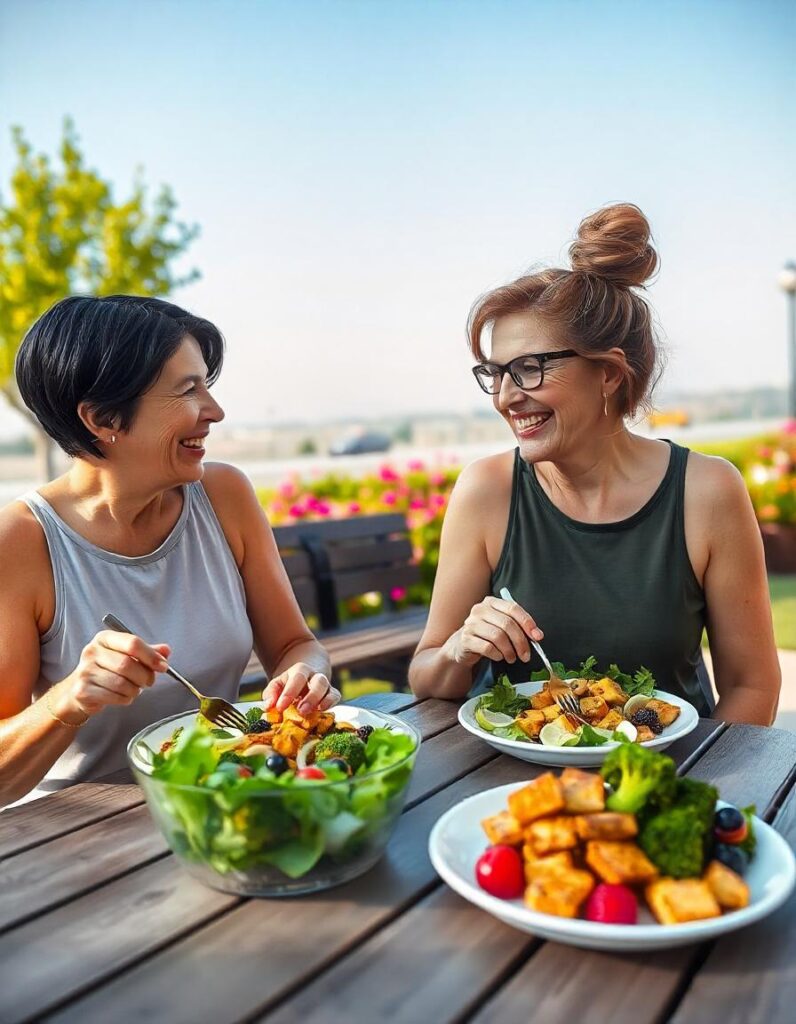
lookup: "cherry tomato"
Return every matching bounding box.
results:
[236,765,254,779]
[475,845,524,899]
[296,766,327,781]
[715,822,748,845]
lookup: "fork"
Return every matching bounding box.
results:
[102,613,249,732]
[498,587,581,718]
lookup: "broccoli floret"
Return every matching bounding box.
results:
[313,733,367,772]
[639,802,714,878]
[673,776,718,821]
[245,705,265,727]
[218,751,245,766]
[601,743,676,815]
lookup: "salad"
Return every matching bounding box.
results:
[137,703,417,881]
[476,742,755,925]
[475,657,681,748]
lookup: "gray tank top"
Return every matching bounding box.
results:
[21,481,253,796]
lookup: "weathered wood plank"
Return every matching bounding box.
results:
[0,804,168,933]
[41,757,538,1024]
[668,781,796,1024]
[398,697,460,741]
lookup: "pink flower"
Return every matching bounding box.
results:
[382,491,397,506]
[409,498,426,510]
[288,503,305,519]
[432,493,447,508]
[315,501,332,516]
[348,501,362,515]
[783,420,796,435]
[278,481,296,499]
[408,459,425,471]
[390,586,407,602]
[379,465,400,482]
[430,471,446,486]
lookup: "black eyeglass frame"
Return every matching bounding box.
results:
[471,349,581,394]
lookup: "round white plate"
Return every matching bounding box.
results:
[459,682,699,767]
[429,783,796,951]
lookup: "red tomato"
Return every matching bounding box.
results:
[237,766,254,779]
[584,883,637,925]
[475,845,524,899]
[296,766,327,781]
[715,822,748,845]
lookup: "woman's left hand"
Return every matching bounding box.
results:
[262,663,340,716]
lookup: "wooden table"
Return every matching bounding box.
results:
[2,694,795,1024]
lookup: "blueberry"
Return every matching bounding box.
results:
[356,725,374,743]
[265,754,289,776]
[713,842,749,876]
[320,757,351,775]
[715,807,744,832]
[247,719,271,735]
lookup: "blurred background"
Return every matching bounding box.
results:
[1,0,794,713]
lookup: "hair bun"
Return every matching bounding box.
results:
[569,203,658,287]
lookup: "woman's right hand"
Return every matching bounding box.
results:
[53,630,172,722]
[449,596,543,667]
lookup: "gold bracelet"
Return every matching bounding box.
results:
[43,689,89,729]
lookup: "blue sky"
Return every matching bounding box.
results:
[1,0,794,433]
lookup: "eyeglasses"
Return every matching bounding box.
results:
[471,349,580,394]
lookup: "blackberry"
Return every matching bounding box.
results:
[356,725,374,743]
[247,719,271,735]
[629,708,663,735]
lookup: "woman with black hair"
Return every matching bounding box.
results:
[0,295,336,807]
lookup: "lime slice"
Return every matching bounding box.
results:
[539,722,575,747]
[475,707,514,732]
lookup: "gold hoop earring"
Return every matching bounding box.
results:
[602,394,608,417]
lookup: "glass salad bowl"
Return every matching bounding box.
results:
[128,703,420,897]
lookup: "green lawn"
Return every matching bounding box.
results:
[771,574,796,650]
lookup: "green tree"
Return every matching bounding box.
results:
[0,119,200,479]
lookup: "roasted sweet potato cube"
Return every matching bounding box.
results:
[579,696,610,722]
[271,721,309,759]
[264,707,282,725]
[588,677,630,707]
[515,710,546,739]
[507,773,565,825]
[585,841,659,885]
[524,866,595,918]
[530,689,555,710]
[283,704,320,730]
[525,815,579,855]
[645,878,721,924]
[542,704,564,722]
[575,812,638,841]
[704,860,750,910]
[560,767,606,813]
[646,699,681,727]
[635,725,656,744]
[481,811,524,846]
[523,850,575,883]
[597,709,625,731]
[315,713,336,736]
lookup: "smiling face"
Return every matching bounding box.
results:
[489,311,606,464]
[117,335,225,486]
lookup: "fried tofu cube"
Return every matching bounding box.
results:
[588,677,630,707]
[271,721,309,759]
[542,704,564,722]
[523,850,575,883]
[481,811,524,846]
[315,713,336,736]
[264,707,282,725]
[525,815,579,855]
[283,704,320,731]
[704,860,750,910]
[560,767,606,813]
[579,696,610,722]
[635,725,656,744]
[575,812,638,841]
[585,841,659,885]
[645,878,721,924]
[646,699,681,727]
[530,689,555,710]
[515,709,546,739]
[525,866,595,918]
[507,773,565,825]
[597,709,625,731]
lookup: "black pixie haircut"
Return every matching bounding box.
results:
[16,295,225,459]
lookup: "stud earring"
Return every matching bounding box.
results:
[109,434,117,444]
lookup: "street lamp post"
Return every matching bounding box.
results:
[779,262,796,419]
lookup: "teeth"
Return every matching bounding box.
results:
[514,414,550,430]
[181,438,205,448]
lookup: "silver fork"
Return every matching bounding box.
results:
[498,587,581,717]
[102,613,249,732]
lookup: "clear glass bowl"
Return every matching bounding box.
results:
[128,705,420,897]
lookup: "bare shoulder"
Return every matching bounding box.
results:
[199,463,269,566]
[0,499,50,591]
[450,450,515,510]
[201,461,258,501]
[684,450,749,513]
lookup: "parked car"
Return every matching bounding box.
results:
[329,430,393,456]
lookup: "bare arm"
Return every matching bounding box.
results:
[202,465,335,714]
[409,457,542,701]
[691,456,781,725]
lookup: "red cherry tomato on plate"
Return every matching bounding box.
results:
[237,765,254,778]
[475,845,524,899]
[296,766,327,780]
[715,822,748,845]
[585,883,637,925]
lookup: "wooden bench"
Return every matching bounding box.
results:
[242,513,429,688]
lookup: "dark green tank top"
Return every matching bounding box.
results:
[490,441,713,717]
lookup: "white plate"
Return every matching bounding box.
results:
[459,682,699,767]
[429,783,796,951]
